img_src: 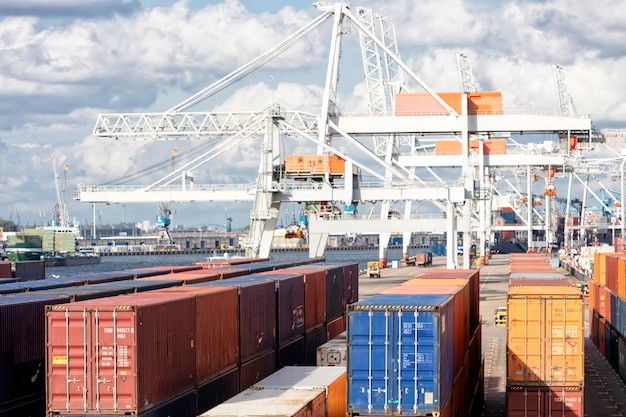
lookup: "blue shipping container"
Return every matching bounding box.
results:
[618,296,625,338]
[347,294,454,416]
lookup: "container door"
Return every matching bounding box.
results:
[91,307,137,412]
[348,307,442,415]
[545,297,584,385]
[396,308,440,413]
[47,307,93,413]
[348,308,395,414]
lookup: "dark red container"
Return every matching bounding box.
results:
[46,292,197,415]
[340,262,359,305]
[506,386,583,417]
[273,267,327,332]
[0,296,70,409]
[13,260,45,281]
[260,272,305,344]
[306,264,345,322]
[0,261,11,278]
[239,349,276,391]
[78,271,135,284]
[197,367,240,414]
[140,271,218,285]
[151,286,240,382]
[217,267,251,279]
[193,276,277,362]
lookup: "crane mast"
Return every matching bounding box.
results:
[51,155,71,228]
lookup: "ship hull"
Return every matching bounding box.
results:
[44,255,101,267]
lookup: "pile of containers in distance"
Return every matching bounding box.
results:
[506,253,585,417]
[346,268,483,417]
[589,252,626,384]
[0,257,358,417]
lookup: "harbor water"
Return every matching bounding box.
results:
[44,248,415,279]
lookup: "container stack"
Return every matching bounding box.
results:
[41,260,358,417]
[589,252,626,384]
[346,268,482,417]
[506,253,585,417]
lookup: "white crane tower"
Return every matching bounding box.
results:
[76,3,595,266]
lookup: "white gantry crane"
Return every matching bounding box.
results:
[76,3,594,267]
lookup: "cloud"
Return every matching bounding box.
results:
[1,0,625,228]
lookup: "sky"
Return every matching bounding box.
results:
[1,0,625,232]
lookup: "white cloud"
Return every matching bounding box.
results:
[0,0,625,228]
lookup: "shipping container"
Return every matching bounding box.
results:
[0,261,11,278]
[598,317,606,355]
[150,286,240,383]
[304,325,327,366]
[239,349,277,391]
[197,367,240,415]
[192,276,277,362]
[347,294,454,416]
[417,269,480,336]
[140,270,219,285]
[13,260,45,281]
[382,284,467,374]
[618,333,626,384]
[317,331,347,367]
[252,366,347,417]
[199,387,327,417]
[77,271,136,284]
[278,336,305,367]
[305,263,345,322]
[138,388,197,417]
[326,315,345,341]
[46,293,197,416]
[260,273,306,345]
[0,276,84,293]
[506,386,584,417]
[507,285,584,386]
[273,267,327,332]
[0,295,71,410]
[594,251,612,286]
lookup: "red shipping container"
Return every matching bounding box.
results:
[506,386,583,417]
[197,276,277,362]
[46,293,196,415]
[149,286,239,382]
[239,349,277,391]
[150,270,220,284]
[0,261,11,278]
[418,269,480,335]
[326,315,344,341]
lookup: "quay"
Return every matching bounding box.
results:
[359,254,626,417]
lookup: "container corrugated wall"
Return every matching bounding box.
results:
[347,293,454,416]
[0,296,70,410]
[46,292,197,415]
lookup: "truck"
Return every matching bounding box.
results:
[367,261,380,278]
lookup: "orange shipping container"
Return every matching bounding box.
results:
[469,138,507,154]
[594,252,613,287]
[507,285,584,387]
[395,91,502,116]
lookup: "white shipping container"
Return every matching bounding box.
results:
[199,388,326,417]
[253,366,347,417]
[316,331,347,367]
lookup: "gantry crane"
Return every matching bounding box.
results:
[76,3,594,266]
